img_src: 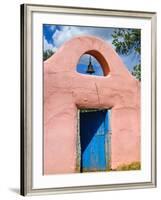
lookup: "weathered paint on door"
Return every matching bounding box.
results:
[80,110,109,172]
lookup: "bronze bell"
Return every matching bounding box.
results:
[86,56,95,74]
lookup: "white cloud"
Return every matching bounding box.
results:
[50,25,56,31]
[52,26,86,48]
[43,37,57,52]
[52,26,114,49]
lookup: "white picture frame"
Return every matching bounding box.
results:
[20,4,156,196]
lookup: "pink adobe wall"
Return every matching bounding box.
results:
[44,35,140,174]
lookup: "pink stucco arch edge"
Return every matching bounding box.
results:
[44,35,140,174]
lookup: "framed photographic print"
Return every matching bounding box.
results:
[20,4,157,196]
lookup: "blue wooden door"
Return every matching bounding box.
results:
[80,110,109,172]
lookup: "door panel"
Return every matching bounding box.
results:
[80,110,109,172]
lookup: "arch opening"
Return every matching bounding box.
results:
[76,50,110,76]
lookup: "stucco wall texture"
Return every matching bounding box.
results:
[44,35,140,174]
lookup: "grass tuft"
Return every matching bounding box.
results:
[116,162,141,171]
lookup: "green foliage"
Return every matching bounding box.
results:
[43,49,54,61]
[116,162,141,171]
[112,29,141,56]
[132,64,141,81]
[112,29,141,81]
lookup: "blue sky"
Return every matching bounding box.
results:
[43,24,140,75]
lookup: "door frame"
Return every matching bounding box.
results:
[76,108,112,173]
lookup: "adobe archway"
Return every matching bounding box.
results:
[44,35,140,174]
